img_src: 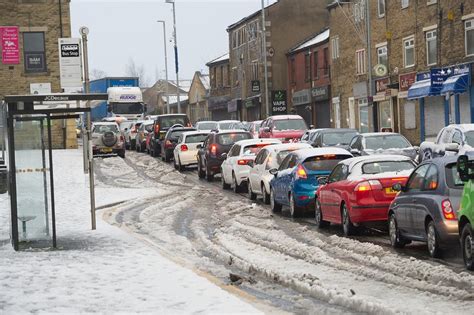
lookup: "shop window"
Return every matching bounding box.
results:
[313,50,319,79]
[23,32,47,73]
[465,19,474,57]
[356,49,366,75]
[358,98,369,133]
[403,36,415,68]
[377,0,385,18]
[377,45,388,66]
[331,36,339,60]
[305,53,311,81]
[378,100,393,130]
[426,30,437,66]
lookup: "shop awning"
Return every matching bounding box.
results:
[407,79,432,100]
[440,74,470,95]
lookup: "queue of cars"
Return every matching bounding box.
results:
[103,113,474,271]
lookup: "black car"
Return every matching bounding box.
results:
[160,127,196,162]
[150,114,191,157]
[301,128,359,149]
[388,156,462,257]
[197,130,252,181]
[348,132,418,161]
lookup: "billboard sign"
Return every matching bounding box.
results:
[0,26,20,64]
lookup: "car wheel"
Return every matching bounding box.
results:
[262,184,270,204]
[389,213,406,248]
[427,220,441,258]
[270,188,282,213]
[461,223,474,271]
[135,142,140,152]
[178,158,185,172]
[221,170,230,189]
[341,203,355,236]
[118,149,125,159]
[315,199,329,228]
[247,181,256,200]
[206,166,214,182]
[131,141,136,151]
[198,161,205,179]
[164,152,171,163]
[289,193,301,218]
[232,173,242,193]
[173,158,179,170]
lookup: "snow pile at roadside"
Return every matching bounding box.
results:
[0,150,261,314]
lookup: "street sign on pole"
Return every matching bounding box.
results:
[58,38,83,89]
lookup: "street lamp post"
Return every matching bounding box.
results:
[261,0,270,118]
[157,20,170,114]
[165,0,181,113]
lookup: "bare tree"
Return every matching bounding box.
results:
[124,57,150,87]
[90,68,108,81]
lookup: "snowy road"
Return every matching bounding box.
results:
[97,151,474,314]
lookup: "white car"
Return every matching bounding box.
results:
[247,142,312,203]
[221,138,281,193]
[195,121,218,132]
[173,131,209,171]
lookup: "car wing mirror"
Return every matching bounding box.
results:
[263,127,270,133]
[318,176,328,185]
[248,160,255,168]
[269,168,278,176]
[221,153,228,159]
[446,143,460,152]
[457,155,471,182]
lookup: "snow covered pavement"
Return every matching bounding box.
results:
[0,149,263,314]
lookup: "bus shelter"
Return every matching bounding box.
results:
[2,93,107,250]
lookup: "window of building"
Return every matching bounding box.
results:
[290,58,296,83]
[358,98,369,133]
[403,36,415,68]
[377,0,385,17]
[232,32,237,49]
[232,67,238,86]
[251,61,259,80]
[427,0,437,5]
[313,50,319,79]
[304,53,311,81]
[323,48,329,76]
[466,19,474,57]
[220,65,224,87]
[247,21,259,41]
[23,32,47,73]
[377,45,388,66]
[331,36,340,59]
[353,0,365,23]
[426,30,437,66]
[401,0,409,8]
[356,49,366,75]
[226,64,230,86]
[212,67,217,88]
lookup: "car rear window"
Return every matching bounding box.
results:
[218,122,236,130]
[93,124,118,133]
[217,133,251,145]
[322,131,358,146]
[197,122,217,130]
[446,163,464,189]
[169,130,190,140]
[303,155,352,171]
[185,134,208,143]
[365,135,411,150]
[242,144,270,156]
[362,161,415,174]
[159,116,189,128]
[274,119,307,131]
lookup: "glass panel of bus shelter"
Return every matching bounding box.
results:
[14,116,51,245]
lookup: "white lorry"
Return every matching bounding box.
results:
[106,87,146,120]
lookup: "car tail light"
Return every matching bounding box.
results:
[181,144,188,151]
[354,180,382,191]
[165,140,173,148]
[120,135,124,141]
[296,164,307,179]
[154,124,160,134]
[441,199,456,220]
[187,122,192,127]
[237,159,252,165]
[210,144,217,156]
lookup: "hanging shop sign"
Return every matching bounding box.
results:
[271,90,287,115]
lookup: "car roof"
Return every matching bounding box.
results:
[444,124,474,132]
[234,138,281,147]
[318,128,358,133]
[196,121,217,124]
[213,129,250,135]
[169,127,195,132]
[92,122,118,126]
[181,131,209,136]
[292,147,352,160]
[265,143,312,152]
[217,120,240,123]
[270,115,303,120]
[156,114,188,117]
[361,132,400,137]
[422,155,460,166]
[341,154,413,168]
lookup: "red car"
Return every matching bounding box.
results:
[259,115,307,142]
[315,155,416,236]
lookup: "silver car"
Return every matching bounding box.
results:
[91,122,126,158]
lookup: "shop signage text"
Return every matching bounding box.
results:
[375,77,389,93]
[251,80,260,93]
[399,72,416,91]
[272,90,287,115]
[311,86,329,101]
[0,26,19,64]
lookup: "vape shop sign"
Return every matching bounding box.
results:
[0,26,20,64]
[272,90,287,115]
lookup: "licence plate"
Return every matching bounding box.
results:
[102,148,113,153]
[385,187,396,194]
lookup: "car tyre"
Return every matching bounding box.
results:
[206,166,214,182]
[247,181,256,200]
[164,152,171,163]
[270,188,282,213]
[221,171,230,189]
[173,158,179,170]
[232,173,242,193]
[341,203,355,236]
[118,149,125,159]
[389,213,406,248]
[178,158,185,172]
[198,160,205,179]
[262,184,270,204]
[289,193,302,218]
[461,223,474,271]
[427,220,441,258]
[315,199,329,228]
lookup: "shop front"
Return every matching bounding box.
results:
[244,94,261,122]
[227,98,242,120]
[373,77,398,132]
[397,72,418,144]
[312,86,331,129]
[208,96,231,121]
[353,82,370,133]
[292,89,312,126]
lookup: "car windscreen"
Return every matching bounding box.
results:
[362,160,415,174]
[274,119,307,131]
[197,122,217,130]
[464,131,474,147]
[144,124,154,132]
[242,144,269,156]
[111,103,143,114]
[185,134,208,143]
[446,163,465,189]
[365,135,411,150]
[303,155,351,171]
[217,133,251,145]
[322,132,358,146]
[275,149,301,166]
[92,124,119,133]
[160,116,189,128]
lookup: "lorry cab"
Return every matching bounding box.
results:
[107,86,146,120]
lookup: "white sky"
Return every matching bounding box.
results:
[70,0,277,85]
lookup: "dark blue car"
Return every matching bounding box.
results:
[269,148,352,217]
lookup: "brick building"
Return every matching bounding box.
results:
[187,71,210,123]
[206,53,232,120]
[329,0,474,145]
[0,0,76,149]
[227,0,328,122]
[287,28,331,128]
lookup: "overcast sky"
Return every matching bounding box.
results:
[71,0,277,85]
